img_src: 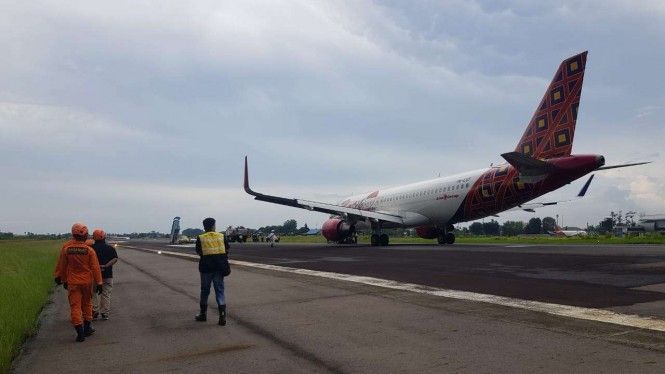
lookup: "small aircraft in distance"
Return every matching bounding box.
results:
[244,51,649,246]
[549,225,588,237]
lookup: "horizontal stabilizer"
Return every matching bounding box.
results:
[597,161,651,170]
[501,152,552,183]
[501,152,549,170]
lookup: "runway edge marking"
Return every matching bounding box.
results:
[121,245,665,333]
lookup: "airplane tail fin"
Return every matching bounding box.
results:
[515,51,588,159]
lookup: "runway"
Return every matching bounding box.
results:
[128,240,665,316]
[14,240,665,373]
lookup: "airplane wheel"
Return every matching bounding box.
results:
[437,234,446,245]
[371,234,379,246]
[379,234,389,246]
[445,233,455,244]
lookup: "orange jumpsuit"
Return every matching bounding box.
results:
[54,240,103,326]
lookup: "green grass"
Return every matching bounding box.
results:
[0,240,61,374]
[277,233,665,245]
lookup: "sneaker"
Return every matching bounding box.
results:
[101,313,109,320]
[93,312,99,320]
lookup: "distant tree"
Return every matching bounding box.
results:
[612,210,623,226]
[469,222,484,236]
[524,217,542,234]
[182,228,204,237]
[482,219,501,236]
[598,217,614,234]
[542,217,556,232]
[501,221,524,236]
[282,219,298,234]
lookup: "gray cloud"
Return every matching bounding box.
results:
[1,0,663,233]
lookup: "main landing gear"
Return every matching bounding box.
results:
[370,233,389,246]
[436,233,455,245]
[436,225,456,245]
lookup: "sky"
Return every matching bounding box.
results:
[1,0,664,234]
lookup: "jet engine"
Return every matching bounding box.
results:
[321,218,355,242]
[415,226,439,239]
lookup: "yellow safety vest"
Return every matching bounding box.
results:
[199,232,226,256]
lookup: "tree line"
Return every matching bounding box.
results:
[463,211,639,236]
[257,219,311,235]
[466,217,557,236]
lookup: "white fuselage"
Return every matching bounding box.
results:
[340,169,487,227]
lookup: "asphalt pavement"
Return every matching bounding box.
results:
[137,240,665,314]
[12,242,665,373]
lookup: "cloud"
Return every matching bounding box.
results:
[0,1,663,233]
[0,101,152,148]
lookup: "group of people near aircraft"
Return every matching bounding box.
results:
[54,217,231,342]
[54,224,117,342]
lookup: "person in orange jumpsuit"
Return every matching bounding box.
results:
[54,223,104,342]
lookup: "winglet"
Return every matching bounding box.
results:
[244,156,257,196]
[577,174,594,197]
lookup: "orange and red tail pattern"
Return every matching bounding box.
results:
[515,51,587,159]
[453,52,590,223]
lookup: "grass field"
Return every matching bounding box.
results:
[277,233,665,245]
[0,240,61,374]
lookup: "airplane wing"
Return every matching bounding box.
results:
[515,174,595,212]
[243,157,405,224]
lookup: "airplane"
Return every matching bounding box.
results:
[244,51,650,246]
[549,224,588,237]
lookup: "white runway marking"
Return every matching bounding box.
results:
[122,245,665,333]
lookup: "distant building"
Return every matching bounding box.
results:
[614,214,665,236]
[638,214,665,233]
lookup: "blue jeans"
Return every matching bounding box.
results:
[200,271,225,307]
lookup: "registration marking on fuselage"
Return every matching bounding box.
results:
[122,245,665,333]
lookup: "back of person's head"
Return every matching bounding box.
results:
[71,222,89,242]
[203,217,216,232]
[93,229,106,242]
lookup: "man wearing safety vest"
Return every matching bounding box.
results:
[194,217,231,325]
[54,223,103,342]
